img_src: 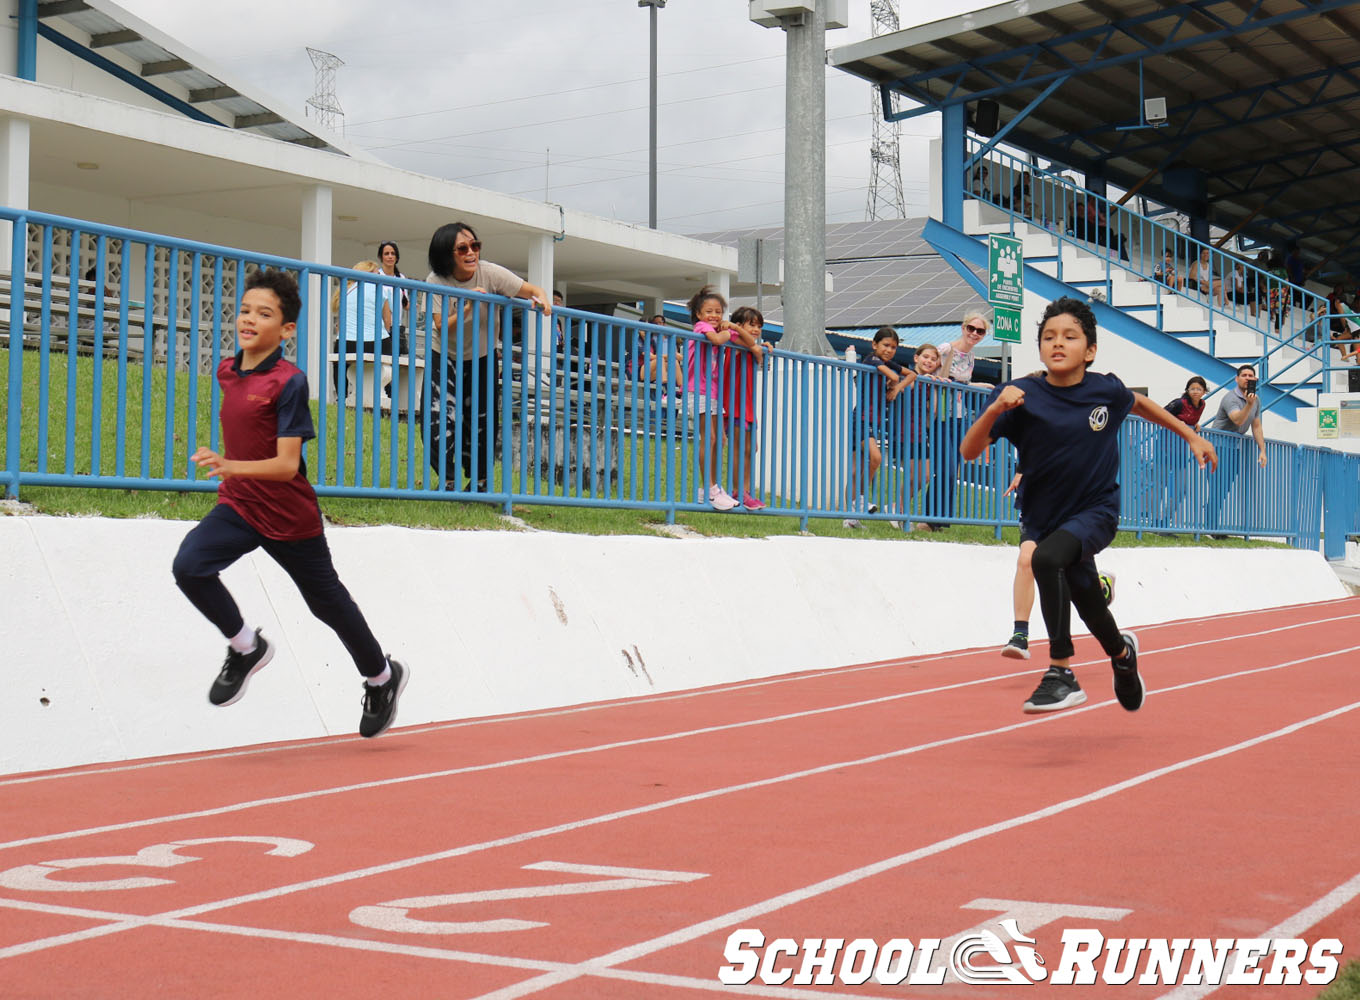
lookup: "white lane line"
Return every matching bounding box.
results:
[1158,869,1360,1000]
[465,700,1360,1000]
[1,647,1356,967]
[6,600,1352,788]
[4,619,1356,853]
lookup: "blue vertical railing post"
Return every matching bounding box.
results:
[799,356,810,531]
[501,301,514,513]
[4,214,26,497]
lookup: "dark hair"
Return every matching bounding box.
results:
[648,314,667,325]
[1183,375,1207,399]
[687,284,726,323]
[1237,363,1257,376]
[377,241,402,273]
[730,305,764,327]
[872,325,899,344]
[244,268,301,325]
[1037,296,1097,349]
[428,222,478,279]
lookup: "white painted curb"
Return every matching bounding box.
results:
[2,515,1346,776]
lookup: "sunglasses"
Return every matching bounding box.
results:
[964,323,987,335]
[454,241,482,256]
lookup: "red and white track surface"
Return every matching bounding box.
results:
[2,598,1357,999]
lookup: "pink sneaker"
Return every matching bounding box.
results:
[741,493,766,511]
[708,484,739,511]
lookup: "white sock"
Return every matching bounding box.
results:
[366,663,392,687]
[228,624,257,654]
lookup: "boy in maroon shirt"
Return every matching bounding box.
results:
[172,269,408,738]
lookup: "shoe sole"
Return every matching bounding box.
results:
[362,661,411,739]
[1000,644,1031,660]
[1022,689,1087,714]
[211,643,275,708]
[1112,631,1144,711]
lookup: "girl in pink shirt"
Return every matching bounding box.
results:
[684,285,739,511]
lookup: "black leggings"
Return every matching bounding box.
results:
[1030,529,1126,661]
[172,504,386,678]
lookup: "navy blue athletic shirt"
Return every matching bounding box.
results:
[987,371,1135,539]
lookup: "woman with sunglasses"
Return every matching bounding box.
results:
[422,222,551,494]
[924,312,992,528]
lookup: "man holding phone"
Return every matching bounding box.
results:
[1204,364,1268,536]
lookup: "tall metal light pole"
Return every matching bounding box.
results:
[749,1,846,355]
[639,0,666,229]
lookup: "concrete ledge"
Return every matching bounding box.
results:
[2,515,1346,776]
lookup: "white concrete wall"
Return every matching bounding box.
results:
[1,515,1346,777]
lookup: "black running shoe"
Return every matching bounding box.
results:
[209,630,273,707]
[1001,632,1030,660]
[359,658,409,738]
[1099,571,1117,606]
[1022,666,1087,714]
[1111,631,1144,711]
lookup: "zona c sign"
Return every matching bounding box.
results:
[993,305,1022,344]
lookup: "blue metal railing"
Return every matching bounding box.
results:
[965,141,1356,409]
[1,205,1356,547]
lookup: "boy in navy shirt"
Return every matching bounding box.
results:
[962,297,1216,713]
[172,269,409,738]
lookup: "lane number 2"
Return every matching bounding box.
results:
[350,860,708,934]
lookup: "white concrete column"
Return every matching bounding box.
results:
[299,184,332,395]
[705,269,730,301]
[526,232,555,381]
[0,116,31,272]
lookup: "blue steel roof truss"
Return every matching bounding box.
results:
[877,0,1344,123]
[855,0,1360,270]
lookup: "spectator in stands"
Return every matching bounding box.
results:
[1165,375,1207,429]
[1326,285,1360,363]
[1225,259,1253,316]
[685,285,739,511]
[845,327,914,528]
[1012,173,1034,219]
[376,241,408,350]
[1204,364,1267,538]
[422,221,551,494]
[723,306,772,510]
[927,313,991,528]
[903,342,943,531]
[1152,248,1181,293]
[1188,249,1224,307]
[330,261,390,402]
[1285,243,1307,307]
[1072,197,1129,262]
[1267,250,1291,332]
[971,164,992,202]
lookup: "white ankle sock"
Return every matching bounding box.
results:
[366,663,392,687]
[228,625,257,654]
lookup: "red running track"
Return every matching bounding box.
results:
[1,597,1357,999]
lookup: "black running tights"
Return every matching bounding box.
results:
[173,504,386,678]
[1030,529,1125,661]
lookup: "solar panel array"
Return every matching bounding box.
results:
[695,218,987,330]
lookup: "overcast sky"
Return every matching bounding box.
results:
[115,0,994,234]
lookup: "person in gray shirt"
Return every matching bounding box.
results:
[1205,364,1268,536]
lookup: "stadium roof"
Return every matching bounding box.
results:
[696,218,987,331]
[829,0,1360,273]
[34,0,363,157]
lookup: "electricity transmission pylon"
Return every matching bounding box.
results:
[865,0,906,221]
[305,47,345,133]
